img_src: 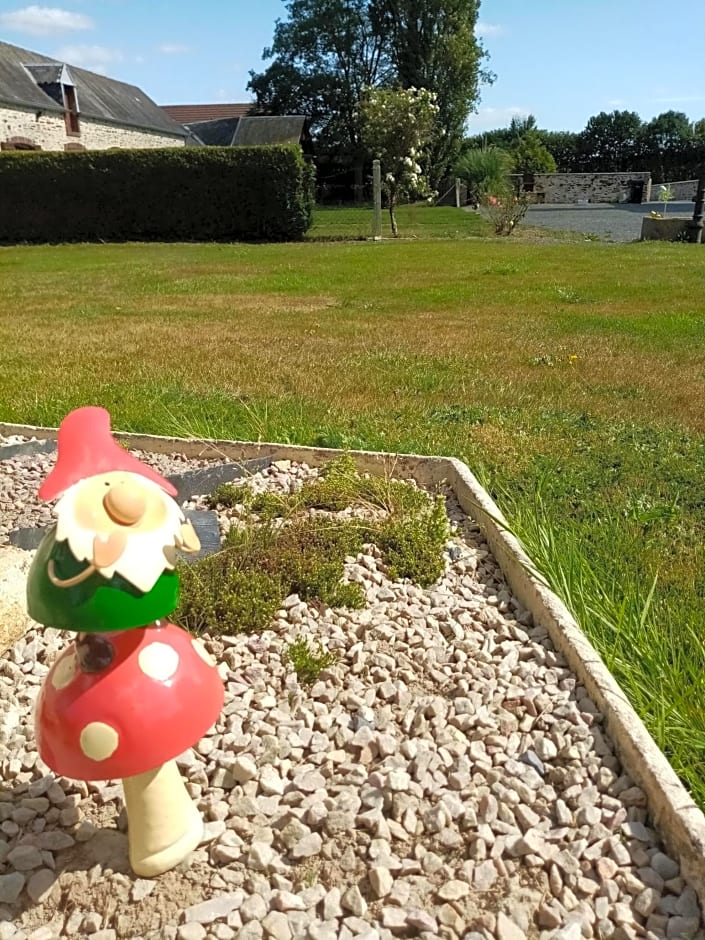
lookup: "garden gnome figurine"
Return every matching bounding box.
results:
[27,406,224,877]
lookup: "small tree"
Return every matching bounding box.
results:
[359,86,439,236]
[511,130,557,175]
[658,183,674,215]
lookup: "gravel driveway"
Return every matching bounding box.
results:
[526,201,696,243]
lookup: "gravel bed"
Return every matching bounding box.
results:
[0,436,232,546]
[0,446,703,940]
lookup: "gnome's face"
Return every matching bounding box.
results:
[54,471,194,594]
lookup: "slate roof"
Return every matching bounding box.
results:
[0,41,186,137]
[183,115,308,148]
[233,116,307,147]
[161,103,252,123]
[184,117,239,147]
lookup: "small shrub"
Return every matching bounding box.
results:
[376,495,450,585]
[455,146,513,205]
[305,454,432,517]
[482,188,530,236]
[207,482,252,510]
[258,516,368,607]
[249,491,292,518]
[176,556,282,635]
[284,637,337,685]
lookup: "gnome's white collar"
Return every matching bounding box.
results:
[55,471,186,593]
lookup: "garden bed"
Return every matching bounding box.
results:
[1,428,704,939]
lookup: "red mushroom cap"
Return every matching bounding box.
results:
[39,406,177,501]
[35,623,224,780]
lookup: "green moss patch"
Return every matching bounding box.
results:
[177,456,449,636]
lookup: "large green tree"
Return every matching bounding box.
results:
[249,0,491,189]
[248,0,393,179]
[374,0,492,186]
[641,111,695,182]
[577,110,643,172]
[541,130,580,172]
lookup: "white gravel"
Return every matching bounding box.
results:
[0,444,703,940]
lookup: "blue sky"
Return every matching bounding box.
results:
[1,0,704,133]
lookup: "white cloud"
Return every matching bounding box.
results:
[467,105,530,133]
[0,5,93,36]
[54,44,123,74]
[607,98,627,108]
[476,21,503,38]
[157,42,190,55]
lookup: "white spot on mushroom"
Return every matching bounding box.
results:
[138,642,180,682]
[51,653,77,691]
[191,638,215,668]
[80,722,119,762]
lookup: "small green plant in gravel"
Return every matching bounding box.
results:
[251,515,368,608]
[177,455,449,636]
[208,455,434,517]
[207,481,254,511]
[176,551,282,636]
[284,637,337,685]
[376,495,449,585]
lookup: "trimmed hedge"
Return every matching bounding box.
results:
[0,145,315,243]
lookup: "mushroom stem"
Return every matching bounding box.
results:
[121,759,203,877]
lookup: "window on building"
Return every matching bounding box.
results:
[63,85,80,135]
[1,137,41,151]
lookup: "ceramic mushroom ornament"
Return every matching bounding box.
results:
[27,406,224,877]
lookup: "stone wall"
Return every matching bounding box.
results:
[0,105,184,151]
[524,172,652,204]
[640,216,691,241]
[652,179,698,201]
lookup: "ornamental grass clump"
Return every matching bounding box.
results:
[178,456,450,635]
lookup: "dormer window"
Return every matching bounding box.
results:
[23,62,80,137]
[63,84,80,135]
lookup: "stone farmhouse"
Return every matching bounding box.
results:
[0,40,187,152]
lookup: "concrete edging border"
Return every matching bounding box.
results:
[3,421,705,902]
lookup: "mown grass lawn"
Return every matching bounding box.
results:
[1,221,704,807]
[307,204,492,240]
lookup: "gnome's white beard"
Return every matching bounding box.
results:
[54,478,186,594]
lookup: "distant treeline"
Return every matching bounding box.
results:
[466,110,705,183]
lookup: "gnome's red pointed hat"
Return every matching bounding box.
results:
[39,407,177,501]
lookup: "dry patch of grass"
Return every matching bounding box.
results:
[1,240,704,433]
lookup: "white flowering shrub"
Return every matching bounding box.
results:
[358,87,439,236]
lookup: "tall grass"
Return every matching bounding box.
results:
[498,476,705,807]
